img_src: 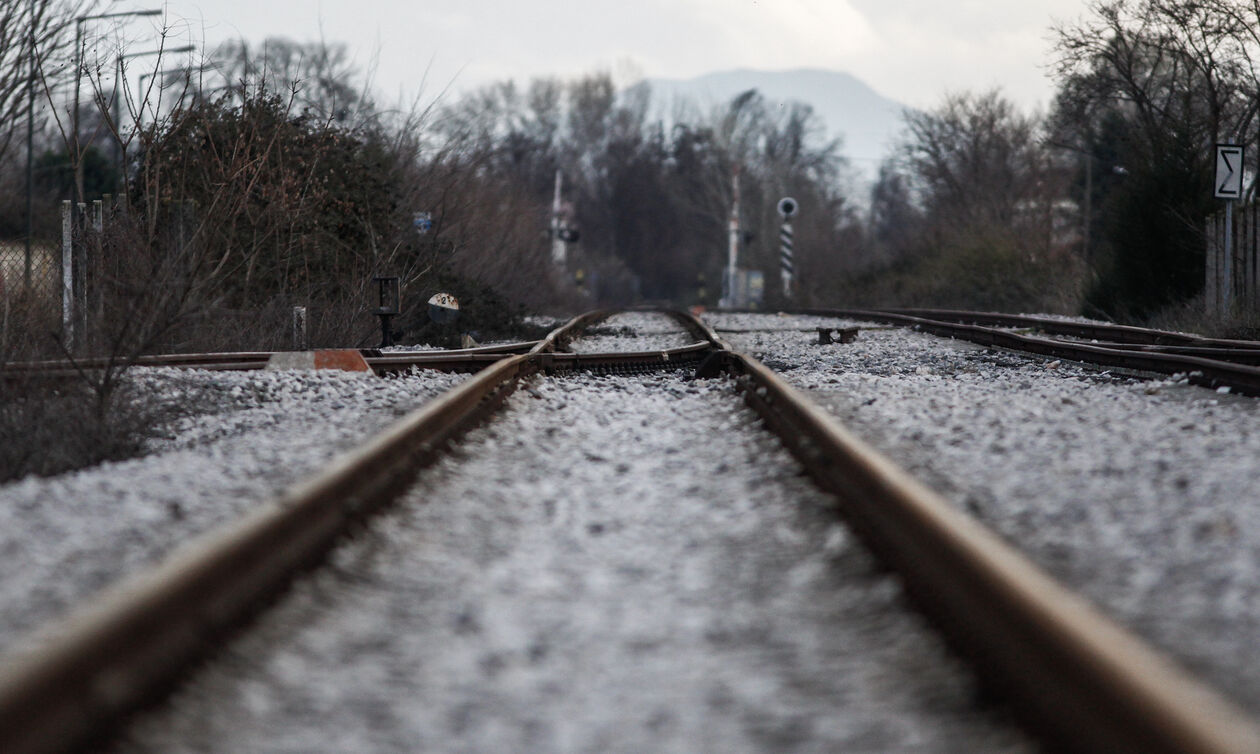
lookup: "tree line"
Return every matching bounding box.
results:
[3,0,1260,358]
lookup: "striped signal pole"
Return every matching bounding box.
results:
[777,197,798,298]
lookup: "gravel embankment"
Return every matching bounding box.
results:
[118,363,1032,753]
[708,311,1260,713]
[0,367,465,654]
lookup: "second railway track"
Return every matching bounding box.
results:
[793,307,1260,394]
[1,311,1258,752]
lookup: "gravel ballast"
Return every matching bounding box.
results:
[118,367,1032,753]
[565,311,698,353]
[20,307,1249,751]
[708,311,1260,714]
[0,367,465,654]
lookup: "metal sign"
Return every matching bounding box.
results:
[1215,144,1245,199]
[427,292,460,324]
[777,196,798,218]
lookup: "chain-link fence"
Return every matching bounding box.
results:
[1,237,63,358]
[6,201,388,356]
[0,238,59,304]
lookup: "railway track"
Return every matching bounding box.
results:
[876,307,1260,350]
[1,310,1258,752]
[0,340,542,381]
[800,307,1260,395]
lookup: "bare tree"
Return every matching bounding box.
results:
[0,0,85,165]
[1049,0,1260,316]
[900,90,1056,238]
[204,37,369,124]
[1052,0,1258,174]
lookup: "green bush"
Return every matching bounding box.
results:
[833,229,1084,313]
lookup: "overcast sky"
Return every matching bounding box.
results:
[131,0,1092,111]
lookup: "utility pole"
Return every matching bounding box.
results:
[1083,154,1092,264]
[73,9,165,203]
[25,0,36,288]
[721,165,741,308]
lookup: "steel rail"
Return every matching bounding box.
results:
[1,341,543,378]
[1059,341,1260,366]
[804,308,1260,395]
[0,312,630,754]
[0,312,706,380]
[0,352,533,754]
[0,310,725,754]
[530,310,611,354]
[0,352,276,372]
[680,311,1260,754]
[9,308,1256,752]
[862,307,1260,350]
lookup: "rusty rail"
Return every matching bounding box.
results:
[0,352,533,754]
[800,308,1260,395]
[853,307,1260,350]
[0,310,727,754]
[0,311,642,754]
[683,311,1260,753]
[1,310,709,381]
[5,309,1257,753]
[1,341,544,379]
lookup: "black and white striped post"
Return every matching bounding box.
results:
[777,196,798,298]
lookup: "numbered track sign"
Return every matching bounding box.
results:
[1215,144,1245,199]
[427,292,460,324]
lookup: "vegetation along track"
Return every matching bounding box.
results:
[1,310,1258,752]
[802,307,1260,395]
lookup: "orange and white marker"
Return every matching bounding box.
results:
[265,349,372,373]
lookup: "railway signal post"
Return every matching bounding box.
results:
[778,196,797,298]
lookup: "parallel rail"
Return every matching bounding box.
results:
[0,312,703,754]
[0,341,542,380]
[690,315,1260,753]
[803,307,1260,395]
[1,310,1257,753]
[869,307,1260,350]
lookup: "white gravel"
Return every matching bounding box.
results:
[28,308,1236,751]
[565,311,697,353]
[117,369,1032,753]
[0,366,465,654]
[708,311,1260,714]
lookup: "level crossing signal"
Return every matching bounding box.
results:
[777,197,797,297]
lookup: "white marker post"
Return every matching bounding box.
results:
[722,166,741,308]
[551,170,566,267]
[1215,141,1245,315]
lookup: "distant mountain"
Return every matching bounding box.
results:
[643,68,909,181]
